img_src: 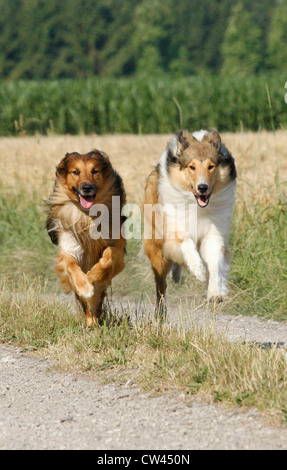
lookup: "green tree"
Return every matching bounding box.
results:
[10,0,66,79]
[169,47,193,77]
[268,0,287,73]
[98,0,139,77]
[55,0,138,78]
[132,0,174,76]
[0,0,278,80]
[136,46,163,77]
[221,2,263,75]
[167,0,233,74]
[51,0,108,78]
[0,0,22,77]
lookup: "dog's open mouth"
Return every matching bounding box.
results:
[73,188,96,210]
[79,195,96,210]
[191,190,211,208]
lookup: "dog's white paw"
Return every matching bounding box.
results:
[207,283,228,303]
[76,277,94,300]
[208,294,224,304]
[207,291,227,303]
[180,239,206,283]
[193,263,207,283]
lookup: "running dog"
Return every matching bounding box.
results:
[46,150,126,326]
[144,129,237,312]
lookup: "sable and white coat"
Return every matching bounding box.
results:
[144,129,237,308]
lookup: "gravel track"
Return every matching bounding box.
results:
[1,309,287,450]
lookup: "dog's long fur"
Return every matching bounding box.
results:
[46,150,126,326]
[144,130,237,311]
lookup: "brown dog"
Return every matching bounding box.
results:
[46,150,126,326]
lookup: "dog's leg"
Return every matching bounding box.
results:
[151,251,172,316]
[55,252,94,300]
[54,257,73,295]
[171,263,183,284]
[76,288,106,327]
[87,245,125,285]
[87,286,107,326]
[200,239,230,302]
[144,238,172,316]
[84,244,125,323]
[153,269,170,317]
[75,294,93,327]
[180,238,206,282]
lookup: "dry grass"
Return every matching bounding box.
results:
[1,130,286,312]
[1,130,287,202]
[0,131,286,422]
[0,133,166,203]
[0,276,287,425]
[1,130,287,304]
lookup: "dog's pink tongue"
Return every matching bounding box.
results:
[80,196,95,210]
[197,196,208,208]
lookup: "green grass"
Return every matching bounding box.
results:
[0,178,207,306]
[229,180,287,320]
[0,276,287,424]
[0,74,286,136]
[0,177,286,318]
[0,180,56,286]
[0,176,286,423]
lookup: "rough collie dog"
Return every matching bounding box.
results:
[46,150,126,326]
[144,130,237,312]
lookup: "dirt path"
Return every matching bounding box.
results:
[1,308,287,450]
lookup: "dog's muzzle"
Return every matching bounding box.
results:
[73,184,97,211]
[191,185,211,208]
[80,183,97,197]
[197,183,209,194]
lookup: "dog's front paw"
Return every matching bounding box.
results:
[181,239,206,283]
[207,292,226,303]
[193,263,207,283]
[207,284,228,303]
[75,276,94,300]
[99,256,113,269]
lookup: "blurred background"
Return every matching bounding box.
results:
[0,0,286,79]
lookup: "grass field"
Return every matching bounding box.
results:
[1,75,286,136]
[0,131,286,422]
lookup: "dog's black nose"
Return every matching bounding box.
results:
[198,183,209,194]
[82,184,95,194]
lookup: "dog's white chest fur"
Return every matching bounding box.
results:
[156,129,236,302]
[60,230,84,263]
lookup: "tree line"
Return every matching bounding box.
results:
[0,0,286,80]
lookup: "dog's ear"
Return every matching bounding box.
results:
[167,130,195,163]
[100,152,111,173]
[203,130,222,151]
[90,150,111,173]
[175,130,193,157]
[56,153,71,180]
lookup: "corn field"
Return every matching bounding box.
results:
[0,75,286,136]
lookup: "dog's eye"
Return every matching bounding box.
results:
[190,165,196,171]
[208,165,215,171]
[92,169,99,175]
[72,169,80,175]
